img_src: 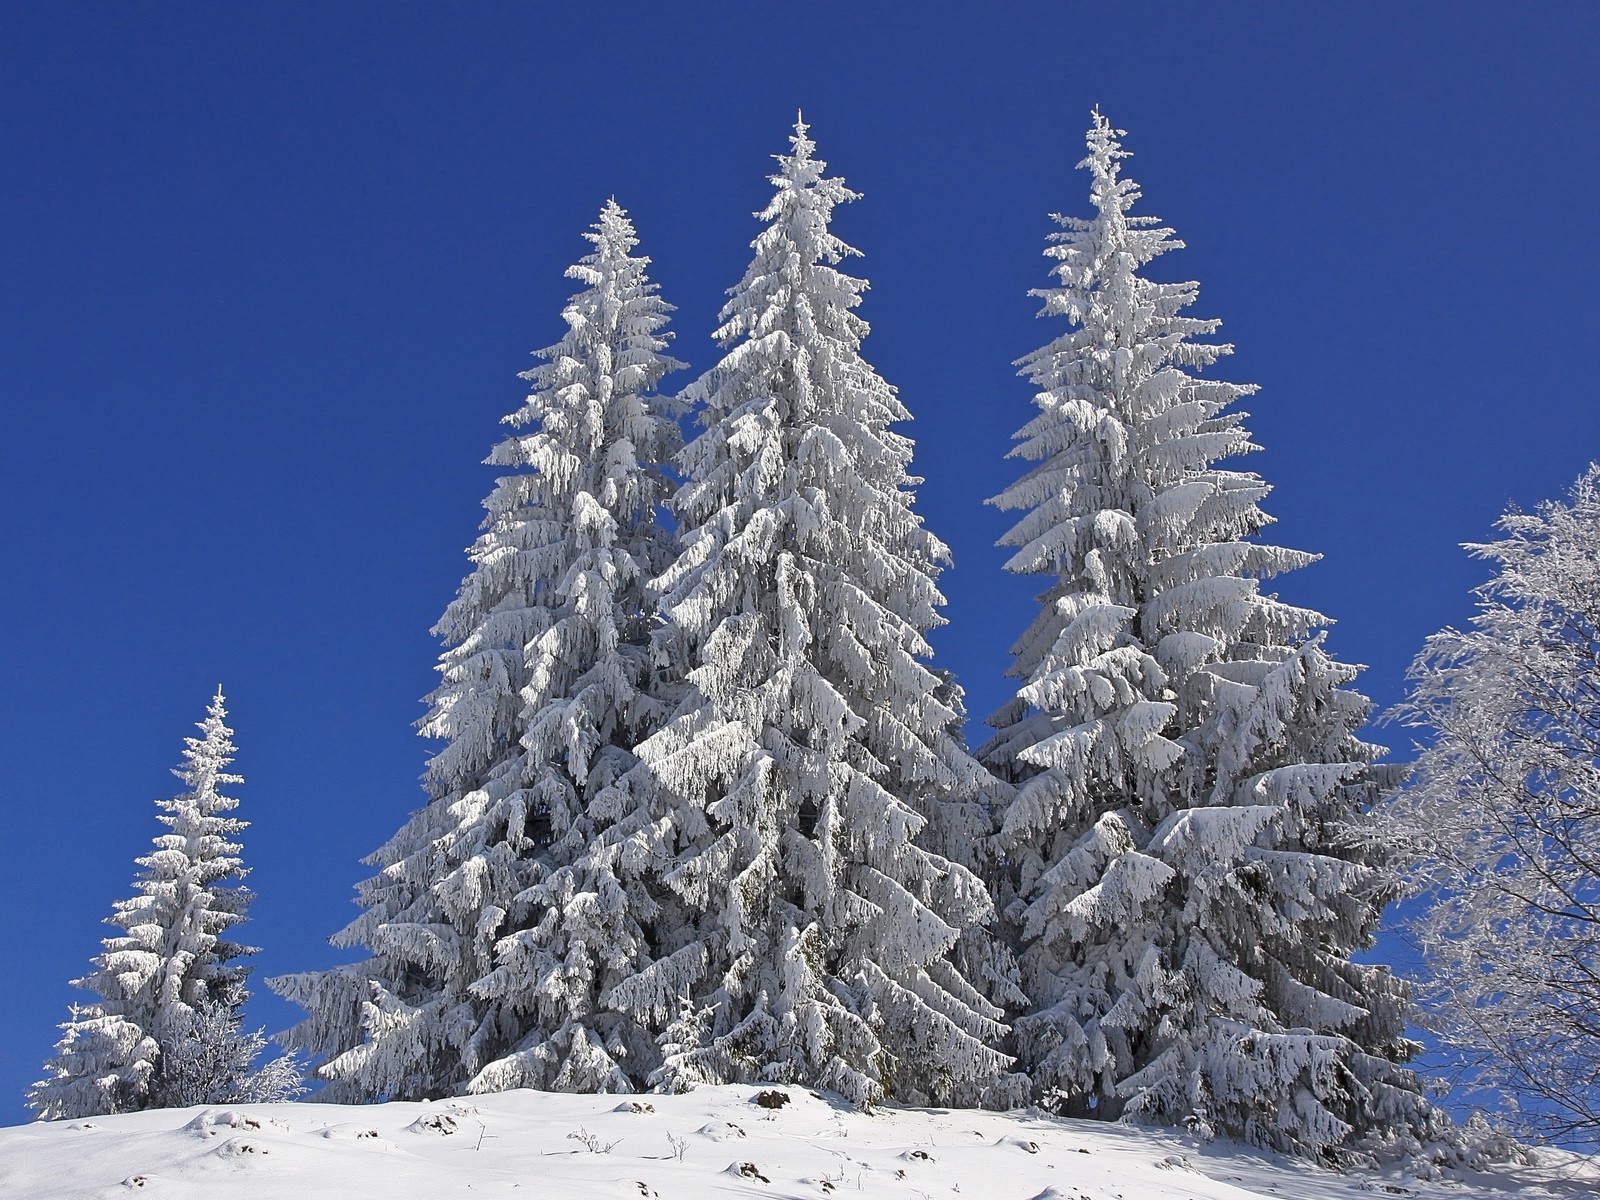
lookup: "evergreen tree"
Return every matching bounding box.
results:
[31,689,292,1118]
[597,119,1017,1108]
[983,112,1438,1156]
[271,200,684,1101]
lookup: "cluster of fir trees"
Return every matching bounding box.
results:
[31,112,1427,1158]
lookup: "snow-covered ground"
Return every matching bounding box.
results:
[2,1085,1593,1200]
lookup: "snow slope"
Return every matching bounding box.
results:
[0,1084,1591,1200]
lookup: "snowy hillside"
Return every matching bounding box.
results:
[1,1085,1591,1200]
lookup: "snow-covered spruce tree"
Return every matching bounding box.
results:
[982,112,1438,1156]
[1386,466,1600,1145]
[595,120,1019,1108]
[271,200,684,1101]
[31,689,295,1118]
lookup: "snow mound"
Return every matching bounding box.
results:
[317,1123,393,1149]
[695,1118,748,1141]
[209,1135,272,1159]
[404,1112,459,1136]
[184,1108,284,1136]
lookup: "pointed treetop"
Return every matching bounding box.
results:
[170,686,242,804]
[777,111,819,180]
[1084,106,1129,161]
[200,686,230,727]
[587,196,640,258]
[190,687,234,750]
[752,114,858,252]
[1079,109,1141,223]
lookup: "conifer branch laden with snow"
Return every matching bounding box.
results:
[983,112,1441,1157]
[270,200,685,1101]
[599,119,1020,1108]
[31,690,298,1118]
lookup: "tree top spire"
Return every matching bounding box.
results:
[785,111,816,169]
[1083,107,1131,175]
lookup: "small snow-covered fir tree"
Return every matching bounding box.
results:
[596,119,1018,1108]
[983,112,1439,1156]
[30,1006,158,1120]
[31,689,294,1118]
[271,200,684,1101]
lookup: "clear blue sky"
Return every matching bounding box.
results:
[4,3,1597,1125]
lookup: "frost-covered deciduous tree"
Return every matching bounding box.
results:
[31,690,296,1118]
[597,120,1018,1108]
[1386,466,1600,1145]
[271,200,684,1101]
[155,981,307,1107]
[983,112,1438,1156]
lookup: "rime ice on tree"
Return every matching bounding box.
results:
[600,120,1018,1108]
[32,690,296,1118]
[984,113,1438,1155]
[271,201,685,1100]
[1387,466,1600,1143]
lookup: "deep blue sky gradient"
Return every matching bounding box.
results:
[4,3,1598,1125]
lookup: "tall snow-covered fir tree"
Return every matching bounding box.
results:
[982,112,1439,1156]
[31,689,293,1118]
[270,200,685,1101]
[593,120,1019,1108]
